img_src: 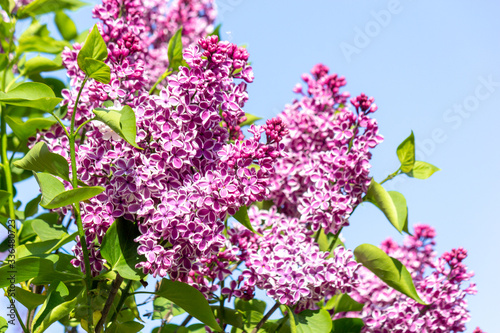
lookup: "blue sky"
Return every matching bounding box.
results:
[7,1,500,332]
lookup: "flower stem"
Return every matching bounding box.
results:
[0,105,16,224]
[380,168,401,185]
[69,76,94,332]
[149,69,172,95]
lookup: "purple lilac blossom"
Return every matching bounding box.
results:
[268,63,384,234]
[337,225,478,333]
[31,0,285,279]
[227,206,360,312]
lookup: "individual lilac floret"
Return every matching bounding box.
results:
[229,206,360,312]
[267,64,383,234]
[336,225,478,333]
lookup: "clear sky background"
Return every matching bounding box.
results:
[7,1,500,332]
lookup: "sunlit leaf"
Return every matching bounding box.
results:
[0,82,62,112]
[407,161,440,179]
[396,131,415,173]
[156,279,221,331]
[34,172,104,209]
[364,180,409,234]
[168,27,184,70]
[17,0,86,18]
[54,10,77,41]
[354,244,427,305]
[93,105,140,148]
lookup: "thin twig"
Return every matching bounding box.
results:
[109,279,134,324]
[95,274,124,333]
[251,302,281,333]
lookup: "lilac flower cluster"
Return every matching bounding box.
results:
[33,0,285,279]
[228,207,360,312]
[340,225,478,333]
[141,0,217,88]
[268,63,384,234]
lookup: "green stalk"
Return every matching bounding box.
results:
[380,168,402,185]
[69,77,94,332]
[1,15,17,245]
[218,281,225,329]
[1,105,17,244]
[149,69,172,95]
[3,288,28,333]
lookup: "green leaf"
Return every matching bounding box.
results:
[0,82,62,112]
[235,298,266,314]
[211,306,244,329]
[31,253,83,285]
[34,172,104,209]
[92,105,140,148]
[407,161,440,179]
[294,309,332,333]
[277,309,332,333]
[81,58,110,84]
[77,24,107,70]
[232,205,260,235]
[100,218,145,280]
[0,257,55,288]
[24,194,41,219]
[0,0,11,12]
[13,142,69,180]
[354,244,427,305]
[208,24,221,39]
[387,191,410,234]
[234,298,266,331]
[105,321,144,333]
[16,233,76,258]
[0,54,9,71]
[331,318,364,333]
[21,56,63,76]
[0,316,7,333]
[0,190,11,208]
[54,10,77,41]
[31,219,67,241]
[6,116,56,141]
[396,131,415,173]
[18,0,87,19]
[364,180,408,234]
[32,281,78,333]
[324,293,363,314]
[168,27,184,70]
[287,306,297,333]
[240,113,262,127]
[14,287,47,311]
[152,297,185,319]
[17,35,69,54]
[74,30,89,44]
[156,279,222,331]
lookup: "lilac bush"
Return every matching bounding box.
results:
[0,0,484,332]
